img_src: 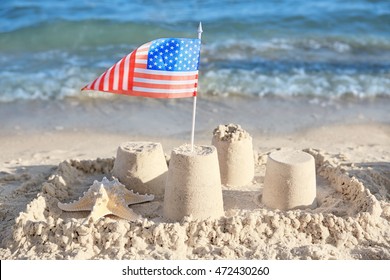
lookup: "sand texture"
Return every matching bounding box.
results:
[212,124,255,186]
[263,150,317,210]
[164,145,224,221]
[0,146,389,260]
[112,142,168,196]
[0,98,389,260]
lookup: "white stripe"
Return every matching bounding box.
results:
[133,77,198,85]
[136,51,148,56]
[103,66,114,91]
[122,53,131,90]
[134,68,198,76]
[93,73,104,90]
[135,59,147,64]
[113,62,120,90]
[133,87,197,94]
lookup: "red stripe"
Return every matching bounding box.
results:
[133,72,198,81]
[88,78,97,90]
[134,63,147,68]
[127,51,136,90]
[116,90,196,98]
[108,67,115,90]
[131,92,196,98]
[98,72,108,91]
[133,82,197,90]
[117,57,125,90]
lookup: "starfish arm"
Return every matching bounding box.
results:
[108,203,141,221]
[57,195,96,212]
[122,191,154,205]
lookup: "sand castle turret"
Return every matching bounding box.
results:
[112,142,168,196]
[262,150,317,210]
[163,144,224,221]
[212,124,254,186]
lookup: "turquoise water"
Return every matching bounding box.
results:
[0,0,389,101]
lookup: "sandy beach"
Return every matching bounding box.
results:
[0,96,389,260]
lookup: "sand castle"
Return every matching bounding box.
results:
[110,126,316,222]
[2,123,389,260]
[262,150,317,210]
[212,124,254,186]
[163,144,224,221]
[112,142,168,196]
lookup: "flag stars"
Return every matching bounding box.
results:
[148,38,200,72]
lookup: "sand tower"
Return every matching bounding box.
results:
[163,144,224,221]
[112,142,168,196]
[212,124,254,186]
[262,150,317,210]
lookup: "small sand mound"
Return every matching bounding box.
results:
[213,124,250,142]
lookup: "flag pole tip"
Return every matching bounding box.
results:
[198,22,203,33]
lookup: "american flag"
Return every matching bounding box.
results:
[82,38,201,98]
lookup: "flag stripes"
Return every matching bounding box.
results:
[82,39,200,98]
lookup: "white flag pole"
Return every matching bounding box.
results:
[191,22,202,152]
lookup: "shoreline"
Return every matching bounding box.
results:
[0,96,389,168]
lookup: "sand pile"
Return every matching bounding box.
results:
[212,124,254,186]
[164,144,224,221]
[0,149,389,260]
[112,142,167,196]
[263,150,317,210]
[213,124,250,142]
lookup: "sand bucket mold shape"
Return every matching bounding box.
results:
[163,144,224,221]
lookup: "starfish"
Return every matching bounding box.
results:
[57,177,154,223]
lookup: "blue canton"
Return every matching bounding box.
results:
[147,38,201,71]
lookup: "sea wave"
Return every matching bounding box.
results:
[201,69,390,98]
[1,63,389,103]
[1,19,390,53]
[1,0,389,102]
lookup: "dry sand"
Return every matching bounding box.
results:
[164,144,224,222]
[0,98,389,260]
[212,124,254,186]
[262,150,317,210]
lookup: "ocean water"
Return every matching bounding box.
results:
[0,0,389,102]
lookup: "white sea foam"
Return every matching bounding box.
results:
[1,2,389,102]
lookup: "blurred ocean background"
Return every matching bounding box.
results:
[0,0,389,102]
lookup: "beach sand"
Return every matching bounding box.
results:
[0,96,389,259]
